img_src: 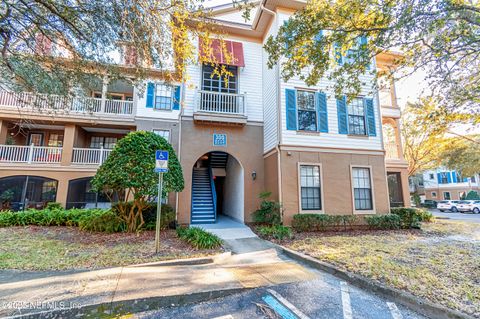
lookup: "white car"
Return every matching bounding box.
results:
[457,200,475,212]
[457,200,480,214]
[437,200,460,212]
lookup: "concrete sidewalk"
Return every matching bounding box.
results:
[0,249,315,318]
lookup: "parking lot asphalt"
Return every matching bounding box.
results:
[430,208,480,223]
[137,268,427,319]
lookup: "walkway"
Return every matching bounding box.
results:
[194,215,257,240]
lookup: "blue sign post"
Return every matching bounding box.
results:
[154,150,169,253]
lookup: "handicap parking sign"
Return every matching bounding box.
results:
[155,150,169,173]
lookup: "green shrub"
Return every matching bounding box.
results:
[365,214,401,230]
[176,227,223,249]
[78,210,126,233]
[112,202,176,230]
[45,202,63,210]
[291,214,359,232]
[391,207,431,228]
[252,191,282,225]
[465,190,480,200]
[257,225,293,240]
[0,211,15,227]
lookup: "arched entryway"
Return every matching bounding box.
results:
[191,151,244,224]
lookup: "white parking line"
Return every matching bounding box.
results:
[387,302,404,319]
[266,288,311,319]
[340,281,353,319]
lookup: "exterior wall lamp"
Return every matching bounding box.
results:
[251,171,257,181]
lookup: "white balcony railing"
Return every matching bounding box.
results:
[72,148,112,165]
[0,144,62,163]
[0,91,134,116]
[385,141,400,159]
[195,90,246,116]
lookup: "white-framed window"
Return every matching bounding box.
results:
[347,98,367,135]
[443,191,451,200]
[431,191,437,198]
[154,84,174,110]
[297,90,317,131]
[439,172,448,184]
[459,191,466,199]
[429,173,435,180]
[90,136,117,149]
[299,165,322,211]
[352,167,373,210]
[153,129,170,142]
[202,64,238,93]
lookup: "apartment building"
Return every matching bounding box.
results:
[0,0,410,224]
[420,169,479,201]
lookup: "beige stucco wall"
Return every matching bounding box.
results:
[264,150,279,202]
[177,120,264,225]
[276,149,390,225]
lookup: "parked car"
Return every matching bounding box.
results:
[457,200,475,212]
[422,200,437,208]
[437,200,460,212]
[457,200,480,214]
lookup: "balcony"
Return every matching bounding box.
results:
[0,145,112,165]
[193,90,247,125]
[0,91,134,119]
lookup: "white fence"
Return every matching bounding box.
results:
[0,91,134,115]
[0,145,62,163]
[72,148,112,165]
[196,90,246,115]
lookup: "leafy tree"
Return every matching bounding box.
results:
[91,131,184,232]
[465,190,480,200]
[441,136,480,178]
[0,0,217,94]
[263,0,480,111]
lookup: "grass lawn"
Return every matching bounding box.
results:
[283,220,480,317]
[0,226,222,271]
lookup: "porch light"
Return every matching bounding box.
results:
[251,171,257,181]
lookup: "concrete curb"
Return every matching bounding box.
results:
[6,287,250,319]
[129,252,232,267]
[276,244,475,319]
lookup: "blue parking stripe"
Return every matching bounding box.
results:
[262,295,298,319]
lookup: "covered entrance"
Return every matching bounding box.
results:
[191,151,244,224]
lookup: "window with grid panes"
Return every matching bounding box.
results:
[103,137,117,149]
[90,136,104,149]
[153,129,170,142]
[154,84,173,110]
[300,165,322,210]
[352,167,373,210]
[297,90,317,131]
[202,64,238,93]
[347,98,367,135]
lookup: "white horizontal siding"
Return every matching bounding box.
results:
[135,80,180,120]
[183,36,264,123]
[276,11,382,151]
[263,19,279,153]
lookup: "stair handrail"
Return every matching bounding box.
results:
[209,166,217,221]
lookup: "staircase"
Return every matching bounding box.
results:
[191,168,216,224]
[209,152,228,168]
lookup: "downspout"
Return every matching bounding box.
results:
[175,81,186,224]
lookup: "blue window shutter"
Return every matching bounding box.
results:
[447,172,452,183]
[452,171,458,183]
[365,98,376,136]
[314,30,323,43]
[286,89,297,130]
[146,82,155,108]
[337,96,348,134]
[437,173,442,184]
[172,85,181,110]
[334,43,343,65]
[463,177,468,182]
[316,92,328,133]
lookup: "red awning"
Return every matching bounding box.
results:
[199,38,245,67]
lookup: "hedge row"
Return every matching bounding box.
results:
[0,202,177,233]
[292,208,433,232]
